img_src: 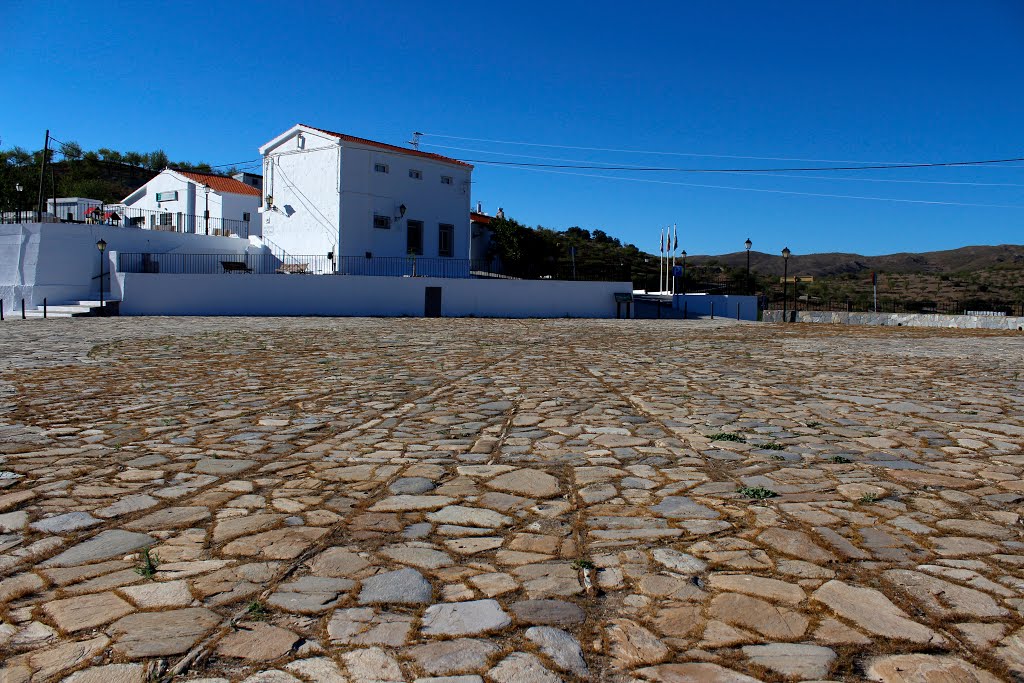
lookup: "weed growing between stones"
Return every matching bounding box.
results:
[760,442,786,451]
[246,601,270,621]
[571,559,595,570]
[737,486,778,499]
[710,432,746,443]
[134,548,159,579]
[829,455,852,464]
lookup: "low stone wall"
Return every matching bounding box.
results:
[763,309,1024,330]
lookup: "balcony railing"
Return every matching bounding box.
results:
[116,253,629,281]
[1,203,252,238]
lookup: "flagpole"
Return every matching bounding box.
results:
[665,226,670,294]
[671,223,677,295]
[658,227,664,295]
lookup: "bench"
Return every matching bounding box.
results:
[276,263,310,275]
[221,261,253,274]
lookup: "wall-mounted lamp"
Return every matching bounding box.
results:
[396,203,407,220]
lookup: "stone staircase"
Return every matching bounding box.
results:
[15,299,120,319]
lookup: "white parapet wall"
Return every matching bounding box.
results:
[117,273,633,318]
[0,222,256,308]
[673,293,759,320]
[763,309,1024,330]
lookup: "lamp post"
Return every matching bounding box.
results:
[744,238,752,294]
[680,250,687,295]
[782,247,791,321]
[15,183,23,223]
[204,187,210,235]
[96,239,107,314]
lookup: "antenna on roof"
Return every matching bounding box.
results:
[408,132,422,150]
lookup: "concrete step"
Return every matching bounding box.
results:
[22,311,75,318]
[39,305,95,314]
[8,299,122,320]
[76,300,120,307]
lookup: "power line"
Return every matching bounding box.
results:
[422,143,1024,187]
[443,155,1024,174]
[473,162,1024,209]
[418,133,930,166]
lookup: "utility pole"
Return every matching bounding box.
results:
[36,130,49,222]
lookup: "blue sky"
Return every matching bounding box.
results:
[3,1,1022,256]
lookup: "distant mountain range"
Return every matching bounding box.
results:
[688,244,1024,277]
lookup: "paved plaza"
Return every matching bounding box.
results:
[1,317,1023,682]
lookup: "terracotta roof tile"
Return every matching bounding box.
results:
[174,170,262,197]
[301,125,473,169]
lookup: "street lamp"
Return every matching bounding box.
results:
[14,183,23,223]
[782,247,791,321]
[680,250,687,295]
[744,238,752,294]
[96,239,107,313]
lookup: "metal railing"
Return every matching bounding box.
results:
[763,293,1024,317]
[1,203,252,238]
[116,253,630,281]
[117,252,327,275]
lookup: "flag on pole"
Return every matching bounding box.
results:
[659,228,664,254]
[673,224,678,251]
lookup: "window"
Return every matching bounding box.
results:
[375,163,389,173]
[242,212,251,222]
[440,175,453,185]
[409,169,422,180]
[373,214,391,230]
[407,220,424,256]
[159,212,173,226]
[438,223,454,257]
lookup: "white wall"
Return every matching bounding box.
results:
[261,129,342,259]
[765,309,1024,330]
[673,293,759,320]
[339,143,471,261]
[118,273,630,318]
[0,222,255,308]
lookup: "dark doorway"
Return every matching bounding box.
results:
[425,287,442,317]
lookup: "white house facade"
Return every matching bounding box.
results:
[258,125,472,274]
[122,169,261,238]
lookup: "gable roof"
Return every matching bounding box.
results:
[173,169,263,196]
[300,125,472,169]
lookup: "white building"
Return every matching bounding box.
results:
[258,125,472,274]
[121,168,261,238]
[46,197,105,223]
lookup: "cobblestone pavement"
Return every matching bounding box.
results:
[1,317,1023,683]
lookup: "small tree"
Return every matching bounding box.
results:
[58,141,83,161]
